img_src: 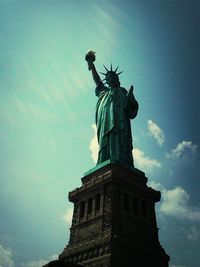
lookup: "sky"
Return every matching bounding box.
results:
[0,0,200,266]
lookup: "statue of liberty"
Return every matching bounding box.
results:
[85,51,138,167]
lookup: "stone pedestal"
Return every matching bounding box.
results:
[59,163,169,267]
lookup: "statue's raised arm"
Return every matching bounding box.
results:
[85,51,101,86]
[85,51,139,168]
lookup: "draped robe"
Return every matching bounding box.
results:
[95,82,138,166]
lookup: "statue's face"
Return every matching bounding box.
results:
[106,72,119,87]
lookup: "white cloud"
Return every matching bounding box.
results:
[133,148,161,171]
[187,226,199,241]
[89,124,99,163]
[21,259,48,267]
[160,187,200,221]
[148,181,164,191]
[149,182,200,222]
[21,255,57,267]
[0,244,14,267]
[147,120,165,146]
[166,141,198,160]
[63,207,73,225]
[161,187,189,216]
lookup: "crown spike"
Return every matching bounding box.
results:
[103,65,109,72]
[110,63,113,71]
[117,71,123,75]
[100,72,106,76]
[114,66,119,73]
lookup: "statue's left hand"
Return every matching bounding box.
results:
[128,85,134,96]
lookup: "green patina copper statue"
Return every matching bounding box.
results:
[85,51,138,167]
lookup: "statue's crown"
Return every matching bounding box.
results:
[100,64,123,84]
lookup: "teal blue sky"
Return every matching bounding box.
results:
[0,1,200,267]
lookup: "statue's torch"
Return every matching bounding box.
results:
[85,50,96,71]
